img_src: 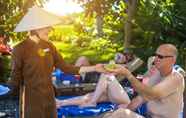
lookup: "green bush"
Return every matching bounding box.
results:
[53,37,121,64]
[0,56,11,83]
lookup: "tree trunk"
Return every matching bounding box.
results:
[22,0,35,13]
[96,15,103,37]
[185,55,186,70]
[124,0,138,49]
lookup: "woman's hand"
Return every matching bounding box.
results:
[106,64,131,77]
[94,64,108,73]
[79,64,108,74]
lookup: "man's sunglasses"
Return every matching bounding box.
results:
[154,53,173,59]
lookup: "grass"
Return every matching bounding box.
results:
[53,41,115,64]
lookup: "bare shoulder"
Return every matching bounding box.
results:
[172,71,184,80]
[169,71,185,85]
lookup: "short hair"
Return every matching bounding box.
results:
[160,44,178,58]
[75,56,90,67]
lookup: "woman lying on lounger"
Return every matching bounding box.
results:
[55,50,137,108]
[56,64,131,108]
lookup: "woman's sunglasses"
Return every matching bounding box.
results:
[154,53,173,59]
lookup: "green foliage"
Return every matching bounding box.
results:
[51,0,186,68]
[132,0,186,67]
[0,0,22,36]
[0,0,48,82]
[50,25,76,42]
[76,0,186,68]
[1,0,186,84]
[0,56,11,83]
[48,10,122,64]
[89,38,115,53]
[0,0,48,42]
[52,36,120,64]
[81,0,116,17]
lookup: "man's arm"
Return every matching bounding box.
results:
[127,96,145,111]
[109,65,183,101]
[126,71,183,101]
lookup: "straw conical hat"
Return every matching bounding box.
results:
[14,6,62,32]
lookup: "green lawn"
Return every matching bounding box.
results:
[53,41,115,64]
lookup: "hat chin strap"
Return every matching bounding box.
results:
[29,34,41,43]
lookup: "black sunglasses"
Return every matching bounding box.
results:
[154,53,173,59]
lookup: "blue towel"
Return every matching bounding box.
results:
[57,96,117,117]
[53,69,79,84]
[0,85,10,96]
[135,103,147,116]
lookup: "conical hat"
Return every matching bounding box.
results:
[14,6,62,32]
